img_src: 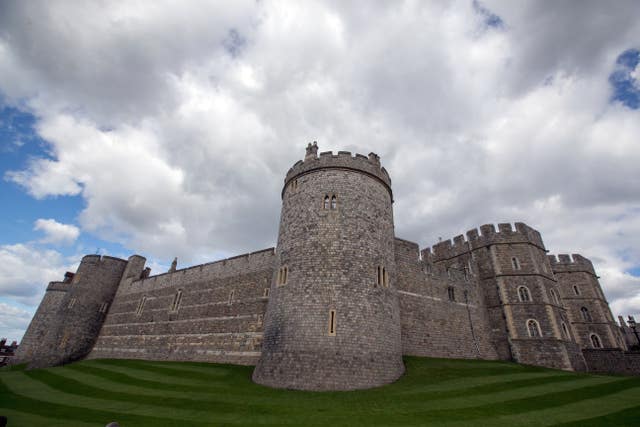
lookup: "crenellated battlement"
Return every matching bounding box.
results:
[81,254,128,265]
[126,247,276,293]
[548,253,596,275]
[424,222,546,262]
[283,142,392,199]
[46,281,70,292]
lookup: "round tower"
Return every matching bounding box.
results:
[30,255,129,368]
[253,143,404,390]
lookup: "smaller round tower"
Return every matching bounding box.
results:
[253,143,404,391]
[29,255,129,368]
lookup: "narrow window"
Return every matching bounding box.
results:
[511,257,521,270]
[170,289,183,312]
[330,195,337,210]
[527,319,541,337]
[59,332,70,349]
[447,286,455,302]
[590,334,602,348]
[550,288,560,305]
[383,268,389,287]
[518,286,531,302]
[263,288,270,297]
[323,195,330,209]
[376,265,382,286]
[68,297,77,309]
[277,266,288,286]
[136,296,147,315]
[581,307,592,322]
[291,179,298,190]
[328,309,337,336]
[573,285,580,295]
[561,322,569,339]
[228,290,235,305]
[99,302,109,313]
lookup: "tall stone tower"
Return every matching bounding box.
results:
[253,143,404,390]
[550,254,626,350]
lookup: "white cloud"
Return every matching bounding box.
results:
[0,0,639,324]
[34,218,80,245]
[0,244,75,305]
[0,303,32,343]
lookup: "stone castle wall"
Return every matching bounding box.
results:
[394,238,499,360]
[89,249,275,365]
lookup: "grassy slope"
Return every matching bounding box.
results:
[1,357,639,426]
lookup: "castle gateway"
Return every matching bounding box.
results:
[14,144,633,390]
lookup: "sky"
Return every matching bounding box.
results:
[0,0,639,342]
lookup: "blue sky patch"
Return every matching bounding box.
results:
[473,0,504,29]
[609,48,640,109]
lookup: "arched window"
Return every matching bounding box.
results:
[561,322,570,339]
[331,195,337,210]
[581,307,592,322]
[518,286,531,302]
[550,288,560,305]
[590,334,602,348]
[527,319,541,337]
[511,257,521,270]
[323,195,330,209]
[573,285,580,295]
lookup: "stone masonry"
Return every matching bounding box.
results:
[13,143,637,388]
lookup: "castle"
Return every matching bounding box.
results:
[13,143,640,390]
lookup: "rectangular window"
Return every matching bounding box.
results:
[263,288,270,297]
[99,302,109,313]
[511,257,521,270]
[136,296,147,315]
[447,286,455,302]
[573,285,580,295]
[170,290,183,312]
[328,309,337,336]
[68,298,77,309]
[228,290,235,305]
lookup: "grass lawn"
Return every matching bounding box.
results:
[1,356,639,426]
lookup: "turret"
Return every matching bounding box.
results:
[15,254,144,368]
[253,144,404,390]
[550,254,627,350]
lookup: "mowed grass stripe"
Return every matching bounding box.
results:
[49,366,231,402]
[0,408,98,427]
[94,358,233,380]
[395,371,570,394]
[80,360,218,386]
[67,363,218,393]
[0,377,198,427]
[390,377,639,424]
[26,369,277,415]
[552,404,640,427]
[1,371,280,424]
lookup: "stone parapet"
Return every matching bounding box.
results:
[283,149,392,199]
